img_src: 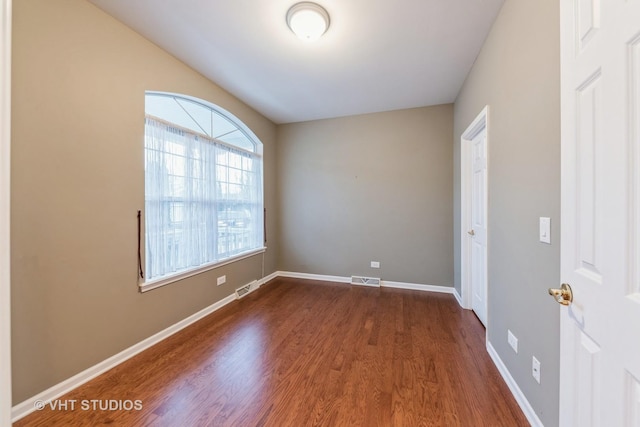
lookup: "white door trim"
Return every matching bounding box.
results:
[1,0,12,424]
[460,105,489,311]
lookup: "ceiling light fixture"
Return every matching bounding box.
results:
[286,2,330,42]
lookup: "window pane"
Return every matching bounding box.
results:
[217,130,254,152]
[176,98,213,137]
[144,94,263,281]
[146,96,203,136]
[212,111,239,140]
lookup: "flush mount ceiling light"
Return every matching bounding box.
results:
[286,2,330,42]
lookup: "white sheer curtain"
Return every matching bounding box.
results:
[144,116,263,280]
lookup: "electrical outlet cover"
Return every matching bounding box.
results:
[532,356,541,384]
[508,330,518,353]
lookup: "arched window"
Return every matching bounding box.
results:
[143,92,264,287]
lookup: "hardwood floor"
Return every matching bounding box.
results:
[15,278,529,426]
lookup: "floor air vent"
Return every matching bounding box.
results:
[235,280,258,299]
[351,276,381,287]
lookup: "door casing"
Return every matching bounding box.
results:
[1,0,12,424]
[460,105,489,323]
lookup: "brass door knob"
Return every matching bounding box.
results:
[548,283,573,306]
[468,230,475,236]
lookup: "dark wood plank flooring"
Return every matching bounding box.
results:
[15,278,529,426]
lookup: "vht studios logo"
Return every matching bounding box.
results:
[34,399,143,411]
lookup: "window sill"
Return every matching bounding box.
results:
[139,247,267,293]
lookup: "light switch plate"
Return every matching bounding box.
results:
[539,217,551,244]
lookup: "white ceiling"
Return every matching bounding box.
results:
[89,0,504,124]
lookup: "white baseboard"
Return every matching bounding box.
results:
[381,280,454,294]
[276,271,351,284]
[258,270,280,286]
[9,269,460,423]
[278,271,456,295]
[453,288,463,307]
[352,282,380,288]
[486,341,543,427]
[11,268,287,422]
[11,292,237,423]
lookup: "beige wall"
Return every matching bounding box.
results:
[277,105,453,286]
[11,1,560,422]
[11,0,278,403]
[453,0,560,425]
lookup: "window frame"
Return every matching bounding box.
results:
[139,92,265,293]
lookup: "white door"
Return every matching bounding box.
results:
[560,0,640,425]
[470,127,488,326]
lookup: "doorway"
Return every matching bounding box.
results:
[461,106,489,326]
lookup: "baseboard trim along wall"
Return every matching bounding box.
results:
[11,272,286,422]
[381,279,455,294]
[276,271,351,284]
[11,291,238,422]
[276,271,456,295]
[260,271,280,286]
[13,271,529,425]
[453,288,463,306]
[486,341,543,427]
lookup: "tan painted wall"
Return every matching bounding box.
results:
[277,105,453,286]
[11,0,278,403]
[453,0,560,425]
